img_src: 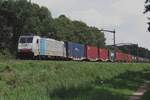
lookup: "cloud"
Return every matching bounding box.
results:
[112,0,143,15]
[67,9,123,28]
[31,0,150,49]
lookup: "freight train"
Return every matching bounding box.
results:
[17,34,150,62]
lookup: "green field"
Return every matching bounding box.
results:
[0,61,150,100]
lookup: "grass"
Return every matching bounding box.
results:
[141,90,150,100]
[0,50,14,61]
[141,83,150,100]
[0,61,150,100]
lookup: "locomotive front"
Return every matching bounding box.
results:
[17,35,40,59]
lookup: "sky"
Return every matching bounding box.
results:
[31,0,150,49]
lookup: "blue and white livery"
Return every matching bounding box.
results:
[17,34,66,59]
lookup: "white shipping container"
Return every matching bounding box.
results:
[45,38,66,57]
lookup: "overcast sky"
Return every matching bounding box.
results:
[31,0,150,49]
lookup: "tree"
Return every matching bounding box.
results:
[0,0,54,53]
[0,8,17,52]
[53,15,105,47]
[144,0,150,31]
[0,0,106,56]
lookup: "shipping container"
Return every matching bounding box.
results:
[115,51,131,62]
[123,53,129,62]
[98,48,109,61]
[124,53,130,62]
[85,45,98,61]
[127,54,132,62]
[145,58,150,63]
[39,38,66,58]
[115,51,124,62]
[109,50,115,62]
[137,57,145,62]
[131,55,134,62]
[66,42,85,60]
[137,57,140,62]
[131,55,137,62]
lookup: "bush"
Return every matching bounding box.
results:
[0,49,14,60]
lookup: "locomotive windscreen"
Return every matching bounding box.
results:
[19,37,33,43]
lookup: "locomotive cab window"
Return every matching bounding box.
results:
[19,37,33,43]
[19,37,26,43]
[27,37,33,43]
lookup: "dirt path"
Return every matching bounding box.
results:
[129,81,150,100]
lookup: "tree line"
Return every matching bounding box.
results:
[0,0,150,59]
[117,45,150,58]
[0,0,105,56]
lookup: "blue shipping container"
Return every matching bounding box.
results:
[66,42,85,60]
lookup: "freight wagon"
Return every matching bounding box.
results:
[85,45,98,61]
[115,51,124,62]
[17,35,150,63]
[115,51,131,62]
[131,56,138,62]
[66,42,85,60]
[109,50,115,62]
[98,48,109,61]
[127,54,132,62]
